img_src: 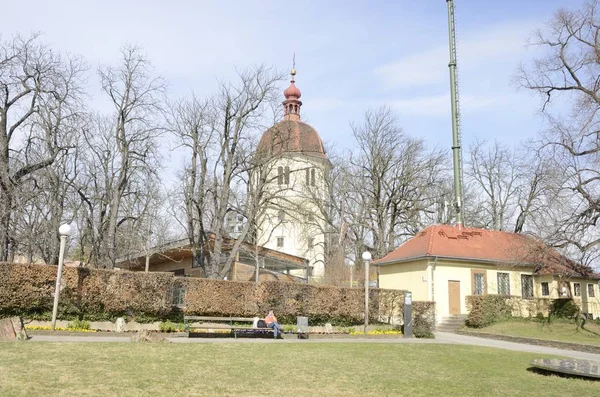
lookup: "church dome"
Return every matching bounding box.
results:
[257,68,327,160]
[257,119,327,159]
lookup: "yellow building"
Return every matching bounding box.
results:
[375,225,600,324]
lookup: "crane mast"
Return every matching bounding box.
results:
[446,0,464,228]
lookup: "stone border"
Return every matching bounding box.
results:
[456,330,600,354]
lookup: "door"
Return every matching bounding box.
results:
[448,281,461,315]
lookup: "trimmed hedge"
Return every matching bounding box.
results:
[413,301,436,338]
[466,295,512,328]
[0,263,434,328]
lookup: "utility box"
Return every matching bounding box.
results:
[297,316,309,339]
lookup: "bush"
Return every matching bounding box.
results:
[159,320,183,333]
[466,295,512,328]
[68,319,91,330]
[412,301,435,338]
[549,298,579,319]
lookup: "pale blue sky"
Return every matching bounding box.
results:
[4,0,581,158]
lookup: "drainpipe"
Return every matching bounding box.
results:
[432,256,438,325]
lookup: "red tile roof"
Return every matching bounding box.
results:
[375,224,599,279]
[257,120,327,160]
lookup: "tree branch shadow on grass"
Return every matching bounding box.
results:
[526,367,600,381]
[580,327,600,337]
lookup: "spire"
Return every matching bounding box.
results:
[283,62,302,121]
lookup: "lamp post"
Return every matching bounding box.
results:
[51,224,72,331]
[347,259,355,287]
[362,251,372,334]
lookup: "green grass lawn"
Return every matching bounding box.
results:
[466,320,600,346]
[0,342,598,396]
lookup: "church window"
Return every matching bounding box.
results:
[284,166,290,185]
[306,168,316,186]
[277,237,284,248]
[278,210,285,222]
[307,238,314,249]
[277,166,283,185]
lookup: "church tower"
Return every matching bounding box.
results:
[255,68,331,280]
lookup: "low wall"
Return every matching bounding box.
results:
[0,263,435,328]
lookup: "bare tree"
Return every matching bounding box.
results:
[466,140,521,231]
[72,46,165,268]
[336,106,447,261]
[0,34,86,262]
[518,0,600,265]
[171,66,282,279]
[169,95,213,273]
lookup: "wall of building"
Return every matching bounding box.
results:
[256,153,331,280]
[378,260,430,301]
[379,257,600,321]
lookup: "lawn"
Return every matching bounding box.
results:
[0,342,598,396]
[466,320,600,346]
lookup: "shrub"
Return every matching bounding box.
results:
[466,295,512,328]
[159,320,183,333]
[412,301,435,338]
[68,319,91,330]
[549,298,579,319]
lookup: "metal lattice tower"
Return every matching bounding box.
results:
[446,0,465,227]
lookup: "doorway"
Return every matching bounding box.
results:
[448,281,461,315]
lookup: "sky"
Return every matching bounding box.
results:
[3,0,584,167]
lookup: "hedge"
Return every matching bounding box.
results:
[466,295,512,328]
[0,263,435,329]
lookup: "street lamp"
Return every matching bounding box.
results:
[51,224,72,331]
[347,259,355,287]
[362,251,372,334]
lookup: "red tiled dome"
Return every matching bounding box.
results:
[257,119,327,159]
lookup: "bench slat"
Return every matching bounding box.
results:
[184,316,255,322]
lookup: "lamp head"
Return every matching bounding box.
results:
[58,224,72,236]
[361,251,372,262]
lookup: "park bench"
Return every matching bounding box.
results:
[183,316,275,339]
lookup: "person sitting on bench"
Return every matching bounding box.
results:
[265,310,283,339]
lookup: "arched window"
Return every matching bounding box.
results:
[284,166,290,185]
[277,166,283,185]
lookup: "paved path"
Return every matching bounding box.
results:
[25,332,600,361]
[435,332,600,361]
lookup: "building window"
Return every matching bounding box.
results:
[278,210,285,222]
[276,237,284,248]
[521,275,533,298]
[307,237,314,249]
[559,281,570,297]
[277,166,283,185]
[574,283,581,297]
[497,273,510,295]
[284,166,290,185]
[541,282,549,296]
[472,271,486,295]
[306,213,314,222]
[306,168,316,186]
[589,284,596,298]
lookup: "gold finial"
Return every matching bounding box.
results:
[291,68,296,76]
[291,53,296,76]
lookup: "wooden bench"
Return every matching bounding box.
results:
[184,316,275,339]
